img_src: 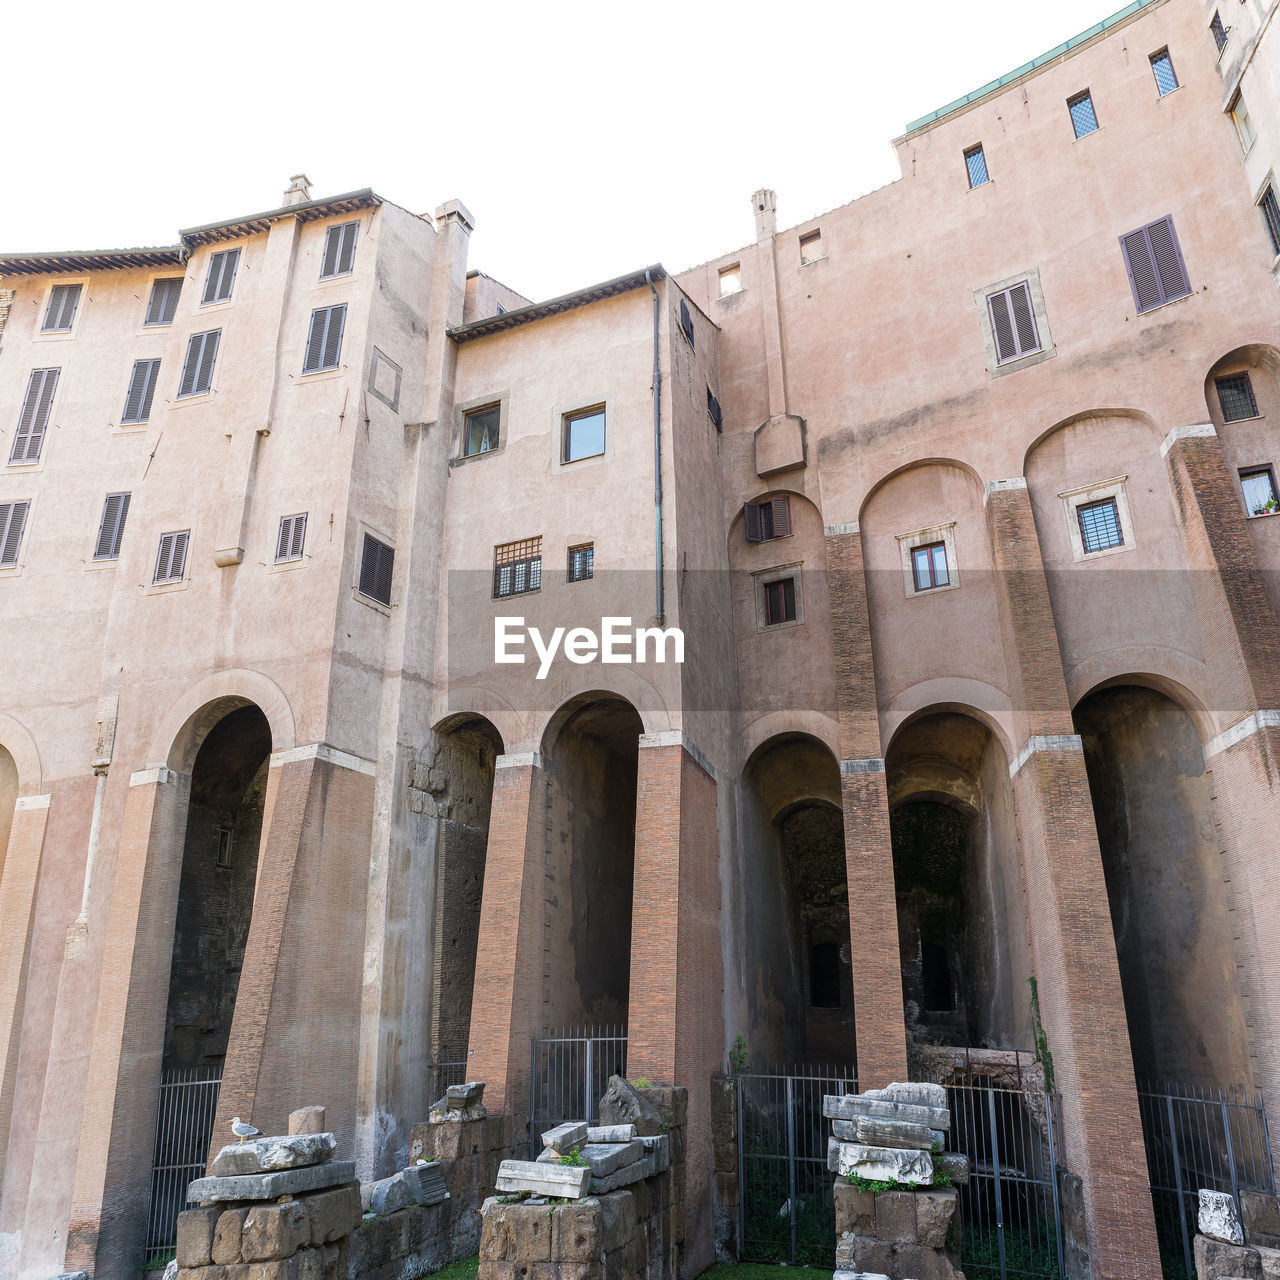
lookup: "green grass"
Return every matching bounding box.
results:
[697,1265,834,1280]
[430,1258,480,1280]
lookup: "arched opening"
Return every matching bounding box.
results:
[0,745,17,887]
[1073,684,1251,1087]
[540,695,642,1028]
[739,734,853,1068]
[886,712,1032,1065]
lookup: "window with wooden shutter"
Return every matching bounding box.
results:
[1216,372,1260,421]
[320,221,359,279]
[153,529,189,584]
[145,278,183,326]
[42,284,82,332]
[201,248,240,305]
[1120,217,1191,313]
[744,495,792,543]
[964,144,990,188]
[276,513,307,562]
[178,330,220,398]
[359,533,395,605]
[679,298,695,348]
[303,304,346,373]
[1261,185,1280,257]
[94,492,131,560]
[0,501,30,567]
[1068,91,1100,138]
[1150,49,1179,96]
[492,537,542,598]
[987,282,1040,363]
[707,387,723,430]
[10,367,59,463]
[121,359,161,424]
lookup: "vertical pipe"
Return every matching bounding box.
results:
[645,270,664,625]
[76,768,109,924]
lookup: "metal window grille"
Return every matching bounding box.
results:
[530,1026,628,1156]
[321,221,359,279]
[1261,186,1280,256]
[965,144,990,188]
[1077,498,1123,553]
[359,533,395,605]
[493,537,542,598]
[427,1059,470,1103]
[799,231,824,265]
[1241,468,1277,515]
[912,541,950,590]
[464,405,501,456]
[567,543,594,582]
[0,501,30,567]
[202,248,240,305]
[1150,49,1179,95]
[42,283,81,332]
[763,577,797,625]
[146,277,183,326]
[1068,91,1099,138]
[1211,11,1228,52]
[303,304,346,374]
[1217,372,1260,421]
[94,492,131,560]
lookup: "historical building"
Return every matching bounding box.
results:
[2,0,1279,1276]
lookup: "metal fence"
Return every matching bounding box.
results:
[426,1058,470,1103]
[143,1066,222,1268]
[1137,1080,1275,1279]
[530,1026,627,1156]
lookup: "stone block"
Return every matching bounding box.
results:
[288,1107,326,1136]
[542,1121,589,1153]
[588,1124,637,1144]
[400,1161,447,1205]
[244,1260,299,1280]
[833,1273,889,1280]
[1195,1234,1262,1280]
[1258,1245,1280,1278]
[303,1185,361,1245]
[938,1153,969,1186]
[1203,1190,1247,1245]
[212,1209,249,1265]
[212,1134,337,1177]
[495,1159,590,1198]
[177,1206,220,1268]
[553,1202,604,1261]
[916,1188,958,1248]
[895,1241,965,1279]
[824,1094,950,1131]
[631,1176,650,1219]
[834,1182,875,1236]
[640,1135,669,1174]
[599,1076,666,1137]
[828,1138,933,1183]
[190,1161,356,1203]
[836,1234,893,1272]
[873,1190,917,1244]
[755,412,806,477]
[598,1191,637,1253]
[241,1201,309,1263]
[530,1264,603,1280]
[831,1116,936,1150]
[448,1081,486,1109]
[866,1081,948,1110]
[1244,1192,1280,1248]
[590,1157,649,1193]
[367,1174,412,1216]
[178,1268,249,1280]
[581,1140,642,1177]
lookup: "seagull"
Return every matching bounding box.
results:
[231,1117,261,1145]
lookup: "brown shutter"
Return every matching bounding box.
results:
[1009,282,1038,352]
[771,495,792,538]
[744,502,764,542]
[988,289,1017,361]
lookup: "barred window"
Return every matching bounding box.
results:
[1217,372,1260,422]
[1260,185,1280,257]
[1211,11,1228,53]
[493,537,542,598]
[568,543,594,582]
[964,144,990,188]
[1077,498,1123,554]
[1150,49,1179,96]
[799,230,824,265]
[1068,91,1100,139]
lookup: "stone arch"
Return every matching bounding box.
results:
[1021,407,1164,474]
[1071,668,1215,747]
[857,457,985,527]
[0,713,42,796]
[740,710,841,766]
[880,679,1016,763]
[154,669,295,773]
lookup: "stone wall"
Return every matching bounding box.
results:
[409,1112,509,1259]
[708,1076,738,1263]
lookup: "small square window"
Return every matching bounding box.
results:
[1077,498,1124,553]
[1217,372,1260,421]
[799,230,824,265]
[719,264,742,295]
[1231,93,1256,150]
[743,495,792,543]
[1211,11,1228,52]
[563,406,605,463]
[463,404,501,457]
[1241,467,1278,516]
[153,529,190,584]
[145,278,183,327]
[1068,91,1100,138]
[42,283,82,333]
[568,543,594,582]
[493,537,542,598]
[763,576,797,626]
[201,248,240,305]
[911,542,950,591]
[1260,185,1280,257]
[276,512,307,562]
[359,533,395,605]
[964,144,990,188]
[1150,48,1179,95]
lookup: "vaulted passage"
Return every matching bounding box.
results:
[1074,684,1252,1087]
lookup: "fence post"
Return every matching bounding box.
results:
[1166,1092,1192,1278]
[585,1036,595,1126]
[1222,1096,1243,1225]
[986,1086,1007,1280]
[1046,1093,1066,1279]
[736,1075,746,1261]
[785,1075,798,1263]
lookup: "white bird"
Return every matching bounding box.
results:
[231,1117,261,1145]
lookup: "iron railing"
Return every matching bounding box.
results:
[143,1065,221,1267]
[1137,1080,1275,1279]
[426,1058,470,1104]
[530,1025,627,1156]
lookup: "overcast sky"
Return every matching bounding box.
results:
[5,1,1130,300]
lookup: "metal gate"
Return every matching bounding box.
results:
[530,1026,627,1156]
[143,1066,221,1267]
[737,1067,858,1265]
[1137,1081,1275,1279]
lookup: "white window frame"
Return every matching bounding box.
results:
[719,263,742,296]
[199,247,242,309]
[1058,476,1136,562]
[974,268,1054,378]
[896,522,959,598]
[753,561,804,631]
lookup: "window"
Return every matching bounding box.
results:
[987,282,1041,363]
[1120,217,1191,313]
[799,230,824,265]
[463,404,501,457]
[320,221,359,279]
[493,537,541,598]
[1231,93,1256,150]
[1217,371,1260,421]
[216,827,233,869]
[1261,185,1280,256]
[0,501,30,568]
[1211,11,1228,52]
[1241,467,1278,515]
[743,495,792,542]
[1077,498,1123,553]
[275,512,307,562]
[201,248,240,305]
[10,368,59,463]
[964,144,990,188]
[93,492,131,560]
[1068,91,1100,138]
[762,576,797,625]
[359,533,395,605]
[178,330,220,398]
[911,542,950,591]
[567,543,594,582]
[121,358,161,424]
[42,283,81,333]
[303,304,346,373]
[368,348,402,410]
[679,298,695,347]
[1150,48,1179,95]
[153,530,189,584]
[719,264,742,295]
[145,278,183,326]
[707,386,723,431]
[562,406,605,463]
[809,942,840,1008]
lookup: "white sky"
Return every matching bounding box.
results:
[4,0,1129,301]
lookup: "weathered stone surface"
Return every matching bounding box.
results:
[1257,1245,1280,1280]
[831,1116,936,1150]
[542,1121,589,1153]
[481,1196,556,1261]
[597,1191,637,1252]
[834,1182,875,1236]
[873,1189,917,1244]
[828,1138,933,1183]
[581,1140,642,1177]
[241,1201,308,1262]
[916,1188,959,1249]
[162,1263,177,1280]
[1195,1232,1262,1280]
[495,1159,590,1198]
[189,1160,355,1202]
[552,1203,604,1261]
[367,1173,412,1216]
[866,1081,948,1110]
[211,1209,247,1264]
[303,1184,361,1244]
[587,1124,637,1143]
[833,1273,889,1280]
[176,1206,220,1268]
[1203,1190,1247,1246]
[401,1161,448,1205]
[288,1106,325,1136]
[448,1081,486,1108]
[589,1157,649,1193]
[211,1133,337,1177]
[824,1093,950,1131]
[599,1075,666,1137]
[938,1153,970,1186]
[1245,1191,1280,1248]
[640,1134,669,1173]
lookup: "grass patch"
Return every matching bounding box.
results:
[697,1265,834,1280]
[430,1258,480,1280]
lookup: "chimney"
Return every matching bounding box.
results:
[282,174,312,207]
[752,188,777,241]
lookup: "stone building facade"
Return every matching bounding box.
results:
[2,0,1279,1277]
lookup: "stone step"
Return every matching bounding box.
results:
[188,1160,355,1203]
[824,1095,950,1131]
[831,1116,936,1151]
[541,1120,588,1154]
[495,1159,590,1199]
[210,1132,336,1177]
[827,1138,934,1185]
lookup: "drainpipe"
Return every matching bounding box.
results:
[646,269,664,625]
